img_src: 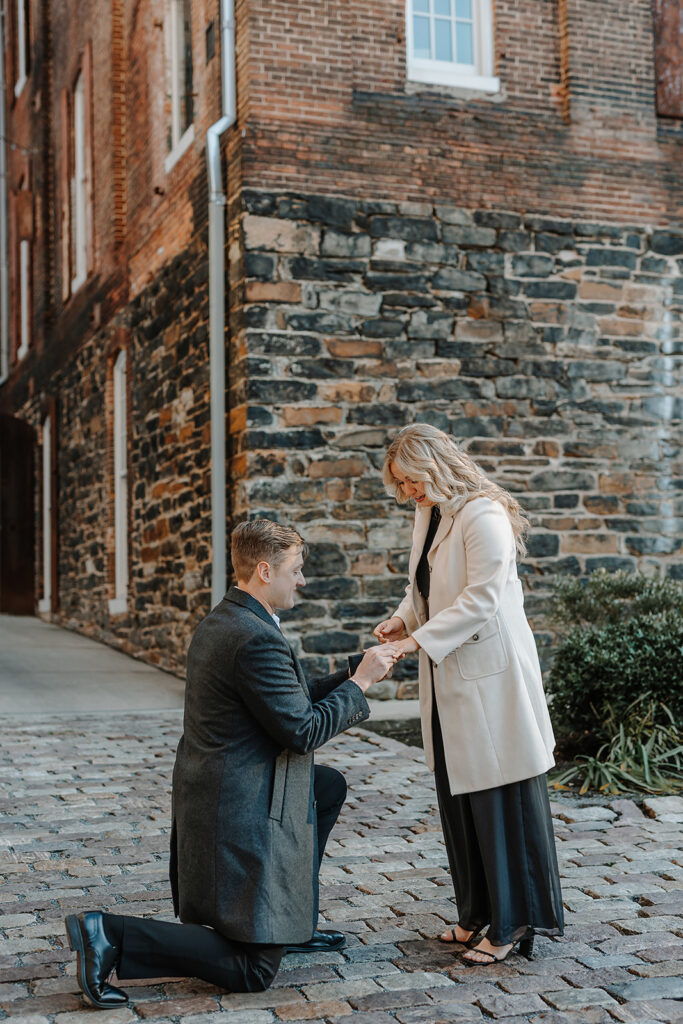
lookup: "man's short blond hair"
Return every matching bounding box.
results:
[231,519,306,581]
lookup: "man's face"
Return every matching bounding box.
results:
[264,545,306,610]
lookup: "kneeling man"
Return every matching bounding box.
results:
[65,519,398,1008]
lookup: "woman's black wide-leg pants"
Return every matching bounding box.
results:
[431,688,564,946]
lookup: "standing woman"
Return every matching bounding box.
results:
[374,424,563,965]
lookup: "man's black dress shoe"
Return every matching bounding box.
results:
[283,928,346,954]
[65,912,129,1009]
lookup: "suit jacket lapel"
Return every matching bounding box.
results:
[225,586,309,693]
[225,586,280,631]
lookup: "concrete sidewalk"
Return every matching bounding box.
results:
[0,710,681,1024]
[0,615,186,713]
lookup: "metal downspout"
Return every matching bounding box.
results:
[0,3,9,385]
[206,0,236,606]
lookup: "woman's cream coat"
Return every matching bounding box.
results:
[393,496,556,796]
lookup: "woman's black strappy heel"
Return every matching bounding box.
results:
[438,925,486,949]
[462,931,534,966]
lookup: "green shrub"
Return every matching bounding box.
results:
[548,570,683,742]
[551,569,682,629]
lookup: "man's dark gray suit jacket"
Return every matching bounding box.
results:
[170,586,370,944]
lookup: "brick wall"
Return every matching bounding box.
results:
[237,0,682,220]
[230,189,682,693]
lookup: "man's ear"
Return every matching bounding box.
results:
[256,560,271,584]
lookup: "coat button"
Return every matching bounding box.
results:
[472,634,479,641]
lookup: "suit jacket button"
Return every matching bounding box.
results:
[472,634,479,641]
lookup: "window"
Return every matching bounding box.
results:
[164,0,194,171]
[38,414,52,614]
[14,0,30,97]
[109,349,128,615]
[70,72,87,291]
[406,0,499,93]
[17,240,30,360]
[60,48,93,302]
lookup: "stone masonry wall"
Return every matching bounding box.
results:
[229,189,683,695]
[14,236,213,674]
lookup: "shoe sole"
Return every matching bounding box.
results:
[65,915,129,1010]
[284,937,346,953]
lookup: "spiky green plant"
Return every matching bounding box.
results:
[551,695,683,795]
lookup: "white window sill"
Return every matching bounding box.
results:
[38,597,51,613]
[165,124,195,174]
[407,65,500,94]
[108,597,128,616]
[70,271,86,294]
[14,76,27,99]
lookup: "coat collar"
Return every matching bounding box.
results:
[429,506,454,559]
[410,504,455,570]
[225,585,280,631]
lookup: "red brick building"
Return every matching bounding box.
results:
[0,0,681,690]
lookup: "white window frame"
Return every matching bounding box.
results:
[70,72,87,292]
[405,0,499,93]
[14,0,28,97]
[164,0,195,173]
[109,349,128,615]
[17,238,29,360]
[38,414,52,614]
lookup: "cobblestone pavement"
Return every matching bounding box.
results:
[1,713,681,1024]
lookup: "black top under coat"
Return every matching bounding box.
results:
[415,504,441,602]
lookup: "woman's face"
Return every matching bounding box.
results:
[390,462,434,507]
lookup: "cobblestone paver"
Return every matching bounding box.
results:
[1,713,681,1023]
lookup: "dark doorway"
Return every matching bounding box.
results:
[0,414,35,614]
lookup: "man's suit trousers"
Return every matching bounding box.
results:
[105,765,347,992]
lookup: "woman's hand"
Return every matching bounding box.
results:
[373,616,406,643]
[391,636,420,656]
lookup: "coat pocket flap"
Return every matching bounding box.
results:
[269,751,288,822]
[462,615,500,644]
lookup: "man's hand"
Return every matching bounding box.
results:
[373,616,406,643]
[350,643,403,694]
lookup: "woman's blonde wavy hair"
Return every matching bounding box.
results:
[383,423,530,557]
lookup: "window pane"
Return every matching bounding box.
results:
[434,0,451,15]
[456,21,473,64]
[413,0,429,12]
[413,15,431,58]
[455,0,471,17]
[434,19,453,61]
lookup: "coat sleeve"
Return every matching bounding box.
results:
[307,654,364,703]
[236,634,370,753]
[412,499,513,666]
[393,581,419,634]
